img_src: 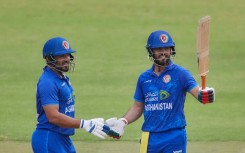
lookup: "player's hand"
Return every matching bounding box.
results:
[80,118,109,139]
[106,117,128,139]
[198,87,215,104]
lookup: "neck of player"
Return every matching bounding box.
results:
[154,64,165,76]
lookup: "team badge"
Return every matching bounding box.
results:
[62,41,70,50]
[160,34,168,43]
[163,74,171,83]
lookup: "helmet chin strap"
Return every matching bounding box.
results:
[46,55,75,74]
[147,49,175,68]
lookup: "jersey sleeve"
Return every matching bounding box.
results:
[37,78,59,106]
[133,76,145,103]
[182,69,198,92]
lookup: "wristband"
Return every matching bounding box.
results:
[80,119,84,128]
[119,118,128,125]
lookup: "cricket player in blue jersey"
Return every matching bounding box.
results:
[32,37,118,153]
[106,30,215,153]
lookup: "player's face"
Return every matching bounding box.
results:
[54,54,71,72]
[152,47,171,66]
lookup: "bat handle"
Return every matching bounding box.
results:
[201,75,206,90]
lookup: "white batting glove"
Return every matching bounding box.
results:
[106,117,128,139]
[80,118,109,139]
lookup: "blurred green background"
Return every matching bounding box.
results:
[0,0,244,145]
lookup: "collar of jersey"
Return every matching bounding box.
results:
[43,66,66,79]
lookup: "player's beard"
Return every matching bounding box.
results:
[153,54,170,67]
[56,61,69,72]
[50,60,70,73]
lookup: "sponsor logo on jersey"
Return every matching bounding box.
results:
[145,90,170,103]
[66,93,73,105]
[145,102,172,111]
[144,90,172,111]
[160,90,169,100]
[144,80,152,83]
[163,74,171,83]
[67,94,73,104]
[61,82,66,86]
[65,104,75,114]
[145,91,158,98]
[145,91,158,103]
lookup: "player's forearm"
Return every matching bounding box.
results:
[190,86,200,99]
[48,113,81,128]
[123,102,143,124]
[124,111,142,124]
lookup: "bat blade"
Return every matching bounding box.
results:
[197,16,211,89]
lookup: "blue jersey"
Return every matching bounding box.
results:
[35,66,75,136]
[134,62,198,132]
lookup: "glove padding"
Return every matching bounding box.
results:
[106,117,128,139]
[80,118,109,139]
[198,87,215,104]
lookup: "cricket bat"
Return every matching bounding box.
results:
[197,16,211,90]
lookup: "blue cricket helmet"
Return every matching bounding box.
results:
[43,37,76,58]
[146,30,175,53]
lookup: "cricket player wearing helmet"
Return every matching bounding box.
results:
[106,30,215,153]
[31,37,119,153]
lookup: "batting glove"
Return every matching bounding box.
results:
[106,117,128,139]
[80,118,109,139]
[198,87,215,104]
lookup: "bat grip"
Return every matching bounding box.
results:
[201,75,206,89]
